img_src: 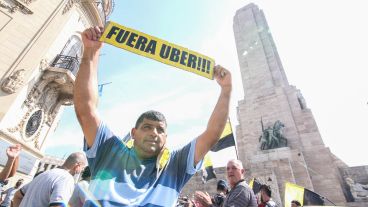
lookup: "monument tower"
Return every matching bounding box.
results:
[233,3,346,205]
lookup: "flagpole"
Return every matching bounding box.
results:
[321,195,337,206]
[228,119,239,159]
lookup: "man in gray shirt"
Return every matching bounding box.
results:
[195,159,257,207]
[13,152,87,207]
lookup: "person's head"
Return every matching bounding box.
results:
[260,184,272,202]
[62,152,87,176]
[217,179,228,194]
[226,159,245,188]
[291,200,301,207]
[132,110,167,159]
[345,177,354,185]
[81,166,91,181]
[15,179,23,188]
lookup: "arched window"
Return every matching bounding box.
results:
[61,35,83,58]
[52,35,83,75]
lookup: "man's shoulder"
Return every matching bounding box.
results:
[237,180,252,190]
[41,168,73,181]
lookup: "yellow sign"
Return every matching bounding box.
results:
[100,21,215,79]
[284,182,304,207]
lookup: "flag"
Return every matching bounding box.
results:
[284,182,324,207]
[201,154,216,183]
[211,119,235,152]
[121,132,134,148]
[121,132,169,170]
[98,84,104,97]
[98,82,112,97]
[249,178,262,194]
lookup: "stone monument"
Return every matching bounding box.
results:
[232,3,354,206]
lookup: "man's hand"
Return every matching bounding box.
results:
[214,65,232,90]
[6,144,22,159]
[81,26,104,51]
[194,191,213,207]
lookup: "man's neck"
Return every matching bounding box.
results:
[59,166,73,175]
[231,179,245,189]
[134,147,158,160]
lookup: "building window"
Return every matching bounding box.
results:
[61,35,83,58]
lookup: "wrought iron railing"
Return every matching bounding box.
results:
[51,54,80,75]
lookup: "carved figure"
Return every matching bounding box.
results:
[346,177,368,200]
[259,120,288,150]
[39,59,49,71]
[1,69,26,94]
[297,91,307,109]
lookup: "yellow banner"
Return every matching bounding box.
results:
[219,119,233,138]
[100,21,215,79]
[284,182,304,207]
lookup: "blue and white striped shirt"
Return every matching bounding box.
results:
[83,122,202,207]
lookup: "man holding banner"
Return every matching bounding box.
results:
[74,26,232,207]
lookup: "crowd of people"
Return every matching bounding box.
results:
[0,26,302,207]
[0,145,301,207]
[176,159,301,207]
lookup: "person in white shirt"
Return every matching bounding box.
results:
[13,152,87,207]
[0,179,23,207]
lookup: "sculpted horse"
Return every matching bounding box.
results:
[259,120,287,150]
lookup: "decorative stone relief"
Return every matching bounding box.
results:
[62,0,77,14]
[24,109,42,138]
[1,69,26,94]
[42,71,67,84]
[0,1,17,13]
[345,177,368,201]
[7,107,43,141]
[20,0,35,5]
[5,65,75,149]
[0,0,33,14]
[39,59,49,71]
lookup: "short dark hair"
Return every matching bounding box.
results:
[291,200,301,206]
[260,184,272,197]
[81,166,91,180]
[135,110,167,128]
[217,179,228,191]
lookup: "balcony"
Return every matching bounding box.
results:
[50,54,79,75]
[44,54,80,105]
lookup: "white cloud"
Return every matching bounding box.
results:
[44,126,83,149]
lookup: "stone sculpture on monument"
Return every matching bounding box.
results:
[345,177,368,201]
[259,120,288,150]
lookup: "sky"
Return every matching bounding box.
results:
[45,0,368,167]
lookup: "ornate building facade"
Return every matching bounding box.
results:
[0,0,113,181]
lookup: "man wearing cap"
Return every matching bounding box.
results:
[212,180,228,206]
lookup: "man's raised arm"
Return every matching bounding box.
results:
[0,144,21,181]
[194,65,232,164]
[74,26,104,147]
